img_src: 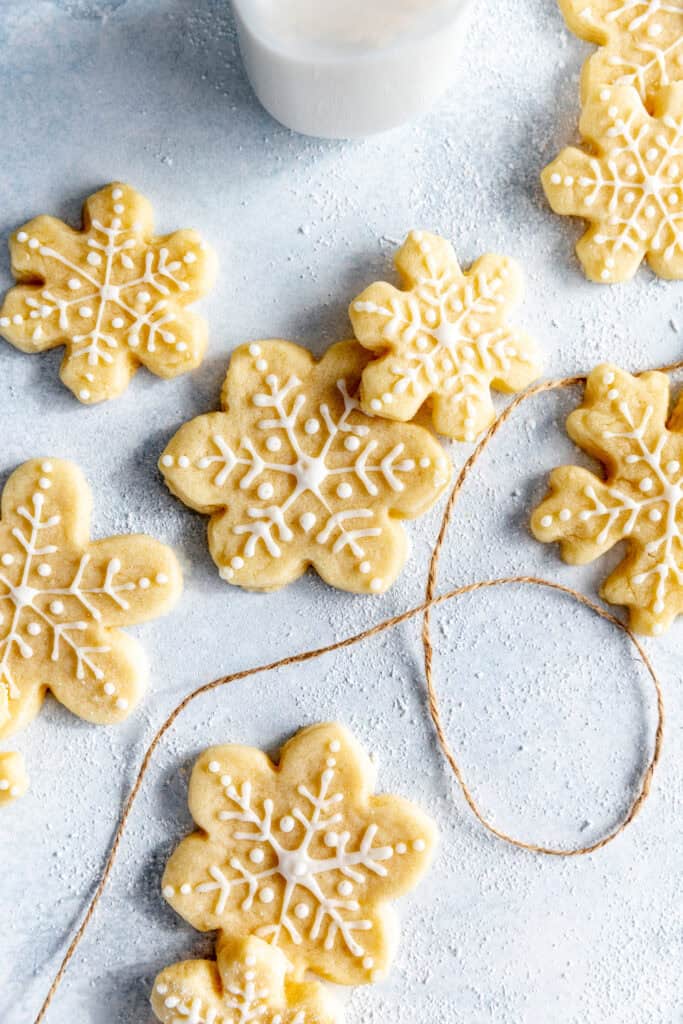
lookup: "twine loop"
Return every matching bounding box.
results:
[34,364,683,1022]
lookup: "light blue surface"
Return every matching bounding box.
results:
[0,2,681,1022]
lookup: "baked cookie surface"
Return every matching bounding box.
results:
[559,0,683,108]
[349,231,541,441]
[0,182,216,403]
[532,363,683,635]
[162,723,437,986]
[160,339,450,594]
[542,84,683,282]
[0,458,182,801]
[152,936,341,1024]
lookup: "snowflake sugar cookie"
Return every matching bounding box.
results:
[0,459,182,801]
[532,363,683,635]
[152,935,341,1024]
[159,339,450,594]
[0,183,217,403]
[162,723,436,986]
[542,84,683,282]
[348,231,541,441]
[559,0,683,108]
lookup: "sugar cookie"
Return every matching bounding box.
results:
[542,84,683,282]
[349,231,541,441]
[162,723,437,986]
[160,339,450,594]
[532,363,683,635]
[152,935,341,1024]
[0,459,182,802]
[0,751,28,806]
[0,183,217,403]
[559,0,683,108]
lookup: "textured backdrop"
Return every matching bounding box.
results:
[0,1,681,1022]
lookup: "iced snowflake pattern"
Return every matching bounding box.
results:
[0,459,180,802]
[532,363,683,636]
[152,936,340,1024]
[160,340,450,594]
[0,182,216,403]
[349,231,541,442]
[543,84,683,282]
[162,724,436,985]
[560,0,683,106]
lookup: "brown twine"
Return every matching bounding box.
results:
[34,361,683,1023]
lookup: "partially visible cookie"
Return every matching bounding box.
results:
[532,363,683,636]
[349,231,541,441]
[0,183,217,403]
[152,935,341,1024]
[0,751,28,806]
[0,458,182,802]
[161,722,437,986]
[160,339,450,594]
[559,0,683,109]
[542,84,683,282]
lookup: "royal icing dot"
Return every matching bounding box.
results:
[299,512,316,533]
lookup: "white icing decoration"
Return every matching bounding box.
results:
[185,740,411,963]
[543,381,683,627]
[570,0,683,99]
[6,187,201,373]
[352,232,535,437]
[546,88,683,277]
[174,353,434,583]
[0,463,166,710]
[154,945,318,1024]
